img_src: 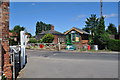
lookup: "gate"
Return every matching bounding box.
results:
[9,31,28,79]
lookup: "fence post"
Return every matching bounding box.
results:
[12,51,15,80]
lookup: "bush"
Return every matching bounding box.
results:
[9,38,18,46]
[42,34,54,43]
[94,32,110,50]
[28,38,37,43]
[107,39,120,51]
[38,39,42,43]
[89,40,94,45]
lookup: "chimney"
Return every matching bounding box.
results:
[51,26,54,30]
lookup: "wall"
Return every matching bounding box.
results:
[0,1,2,79]
[0,43,1,79]
[0,1,12,80]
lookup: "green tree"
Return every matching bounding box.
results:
[106,23,117,35]
[85,14,99,37]
[35,21,52,35]
[13,25,25,42]
[10,25,25,44]
[36,22,41,35]
[83,15,111,50]
[94,32,110,49]
[93,16,109,49]
[42,34,54,43]
[13,25,25,33]
[82,27,90,33]
[96,16,105,35]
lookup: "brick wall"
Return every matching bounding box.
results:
[53,35,58,44]
[0,1,12,80]
[0,43,1,79]
[0,1,2,79]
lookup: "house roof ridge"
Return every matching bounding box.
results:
[64,27,89,35]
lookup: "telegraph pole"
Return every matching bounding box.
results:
[100,0,103,17]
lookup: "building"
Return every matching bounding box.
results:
[0,1,12,79]
[36,26,65,44]
[64,27,89,49]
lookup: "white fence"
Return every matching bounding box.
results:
[9,31,27,79]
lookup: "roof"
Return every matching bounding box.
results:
[38,30,64,35]
[64,27,89,35]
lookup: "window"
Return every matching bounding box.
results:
[58,38,64,43]
[71,33,75,42]
[76,33,80,42]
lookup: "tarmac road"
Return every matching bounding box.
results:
[26,50,118,60]
[18,50,118,78]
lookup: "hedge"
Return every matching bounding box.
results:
[107,39,120,51]
[28,38,37,43]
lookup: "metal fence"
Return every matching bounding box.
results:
[10,45,27,80]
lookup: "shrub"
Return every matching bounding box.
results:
[107,39,120,51]
[9,38,18,46]
[89,40,94,45]
[38,39,42,43]
[93,32,110,49]
[28,38,37,43]
[42,34,54,43]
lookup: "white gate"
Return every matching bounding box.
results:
[9,31,28,79]
[20,31,27,69]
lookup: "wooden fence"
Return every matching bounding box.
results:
[27,43,66,50]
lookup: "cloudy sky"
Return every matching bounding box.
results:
[10,2,118,36]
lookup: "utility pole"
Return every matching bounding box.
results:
[100,0,103,17]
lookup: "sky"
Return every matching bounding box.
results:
[10,2,118,36]
[9,0,120,2]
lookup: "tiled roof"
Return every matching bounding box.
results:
[38,30,63,35]
[73,27,89,34]
[64,27,89,35]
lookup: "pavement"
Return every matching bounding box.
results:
[18,49,118,78]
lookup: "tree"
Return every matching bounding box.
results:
[93,16,109,49]
[106,23,117,35]
[35,21,52,35]
[93,32,110,49]
[96,16,105,35]
[13,25,25,33]
[10,25,25,43]
[36,22,41,35]
[82,27,90,33]
[85,14,99,37]
[42,34,54,43]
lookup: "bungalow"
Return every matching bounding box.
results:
[36,26,65,44]
[64,27,89,49]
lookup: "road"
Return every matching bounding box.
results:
[18,49,118,78]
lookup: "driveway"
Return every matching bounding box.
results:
[18,50,118,78]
